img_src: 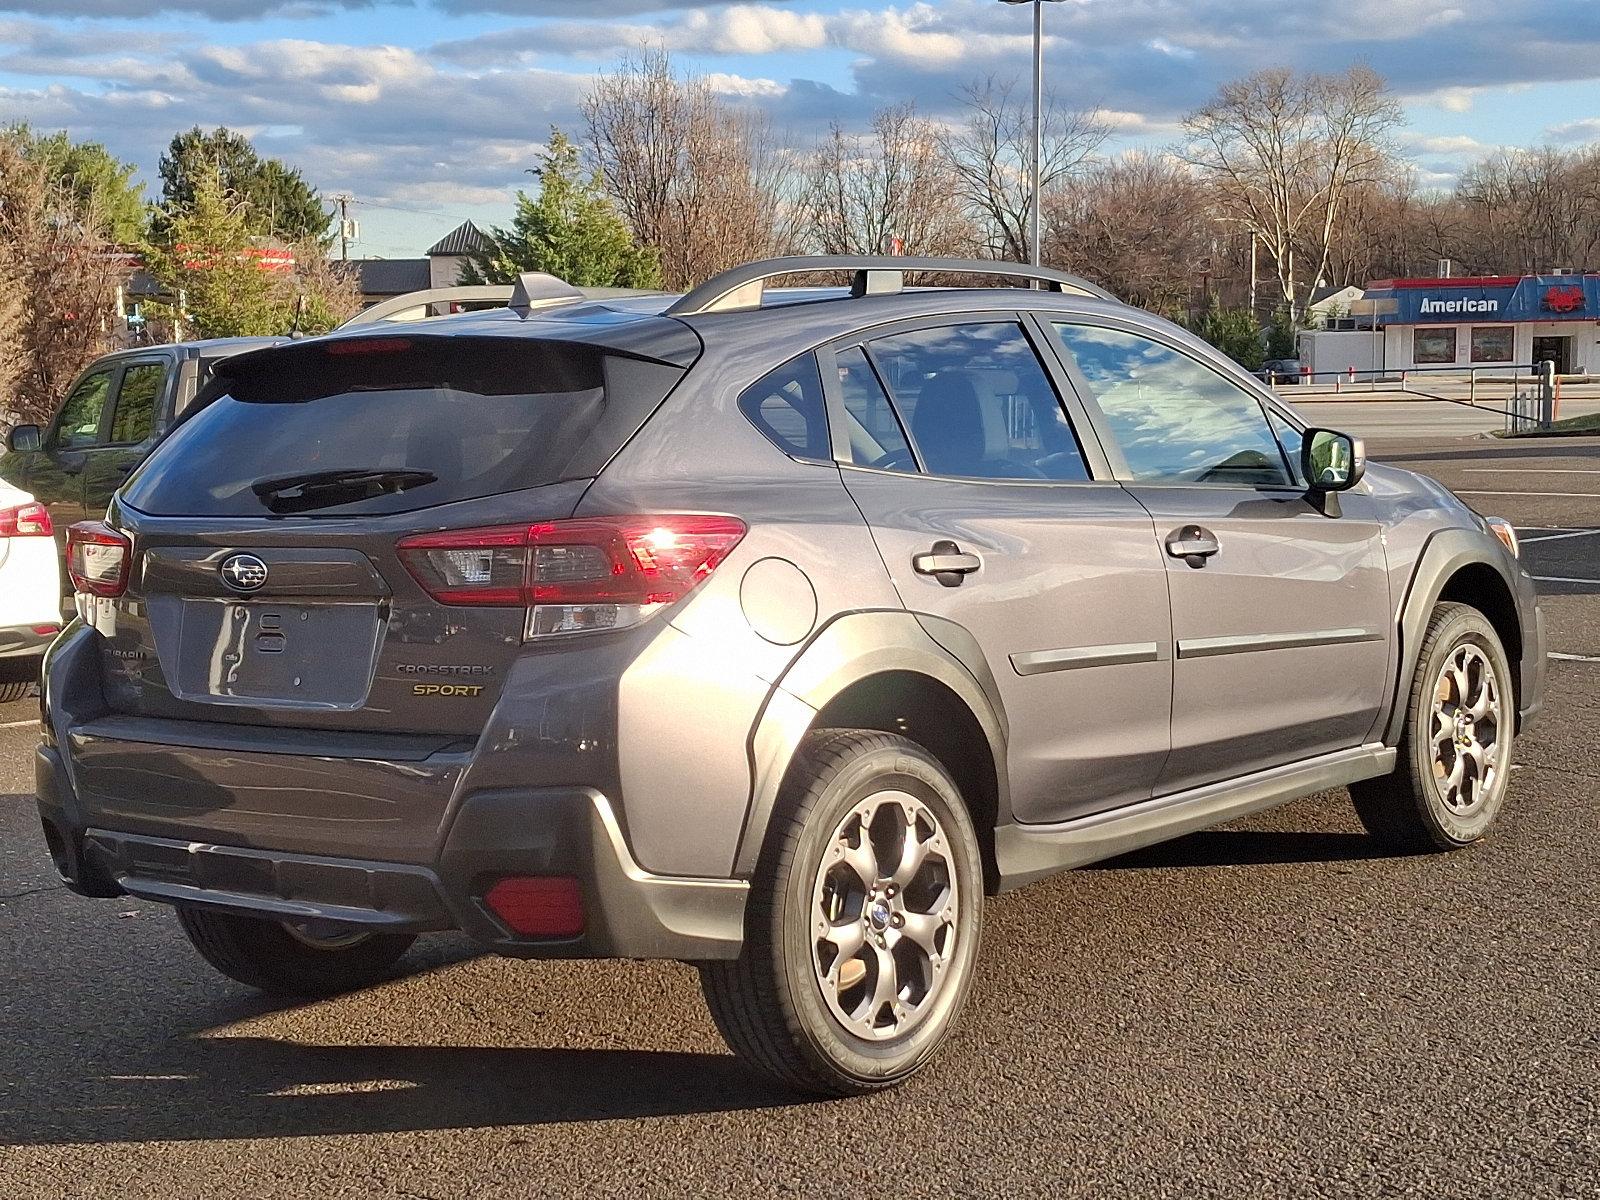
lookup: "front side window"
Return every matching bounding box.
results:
[739,354,830,461]
[108,363,166,445]
[1052,324,1291,487]
[1471,326,1514,364]
[1415,327,1458,365]
[865,322,1088,481]
[54,370,113,449]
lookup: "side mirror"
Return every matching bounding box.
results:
[6,424,41,453]
[1302,428,1364,492]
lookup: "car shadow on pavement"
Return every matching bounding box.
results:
[1092,828,1404,870]
[0,1023,809,1146]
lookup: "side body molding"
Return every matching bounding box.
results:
[1375,528,1532,746]
[734,610,1011,877]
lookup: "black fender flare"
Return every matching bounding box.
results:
[733,610,1010,877]
[1378,527,1525,746]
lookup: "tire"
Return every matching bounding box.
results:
[175,905,416,996]
[1351,601,1516,853]
[700,729,985,1096]
[0,680,31,704]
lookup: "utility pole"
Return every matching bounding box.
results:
[333,193,354,262]
[1248,230,1259,318]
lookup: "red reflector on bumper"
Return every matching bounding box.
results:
[482,876,585,938]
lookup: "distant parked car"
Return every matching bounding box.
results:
[1261,358,1303,385]
[0,338,286,567]
[0,481,61,702]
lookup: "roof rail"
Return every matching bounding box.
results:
[341,285,515,328]
[340,279,666,329]
[665,255,1116,317]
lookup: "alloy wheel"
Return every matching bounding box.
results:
[1429,642,1503,815]
[810,790,960,1041]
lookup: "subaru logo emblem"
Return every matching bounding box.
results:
[220,553,269,592]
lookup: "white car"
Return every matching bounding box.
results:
[0,481,62,703]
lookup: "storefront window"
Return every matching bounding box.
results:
[1414,327,1458,365]
[1470,326,1515,363]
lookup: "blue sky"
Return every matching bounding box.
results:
[4,0,1600,258]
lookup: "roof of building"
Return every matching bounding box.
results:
[426,221,491,258]
[1309,284,1362,306]
[357,258,430,297]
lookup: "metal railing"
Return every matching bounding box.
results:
[1266,361,1562,429]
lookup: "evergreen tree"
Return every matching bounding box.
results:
[1266,307,1298,359]
[1187,297,1266,372]
[157,127,331,244]
[462,129,661,289]
[12,127,147,244]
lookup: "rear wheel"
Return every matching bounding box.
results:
[700,729,984,1096]
[175,905,416,996]
[1351,601,1515,852]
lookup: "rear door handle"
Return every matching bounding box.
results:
[1165,525,1220,567]
[913,540,981,587]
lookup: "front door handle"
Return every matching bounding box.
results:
[913,540,981,587]
[1165,525,1220,568]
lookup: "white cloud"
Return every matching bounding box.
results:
[701,71,788,98]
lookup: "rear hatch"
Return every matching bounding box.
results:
[97,323,695,735]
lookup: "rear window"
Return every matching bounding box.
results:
[121,336,685,517]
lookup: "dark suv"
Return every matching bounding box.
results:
[34,257,1545,1096]
[0,337,285,564]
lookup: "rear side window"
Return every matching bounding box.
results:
[836,346,915,472]
[739,354,829,461]
[121,336,686,517]
[866,323,1089,481]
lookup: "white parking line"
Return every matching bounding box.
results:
[1521,528,1600,544]
[0,718,36,729]
[1456,490,1600,499]
[1552,652,1600,663]
[1464,468,1600,474]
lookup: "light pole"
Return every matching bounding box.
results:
[999,0,1066,268]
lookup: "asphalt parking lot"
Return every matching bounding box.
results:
[2,418,1597,1198]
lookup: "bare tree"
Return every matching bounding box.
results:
[0,130,122,430]
[1046,152,1212,316]
[582,50,794,289]
[1448,147,1600,274]
[801,102,974,259]
[944,77,1108,262]
[1183,65,1403,318]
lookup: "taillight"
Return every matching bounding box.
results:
[0,502,52,538]
[66,521,132,598]
[397,514,746,639]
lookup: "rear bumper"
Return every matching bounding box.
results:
[36,742,748,962]
[0,621,57,665]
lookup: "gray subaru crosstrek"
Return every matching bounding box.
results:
[35,256,1545,1096]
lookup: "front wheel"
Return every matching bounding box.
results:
[700,729,985,1096]
[176,906,417,996]
[1351,601,1516,852]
